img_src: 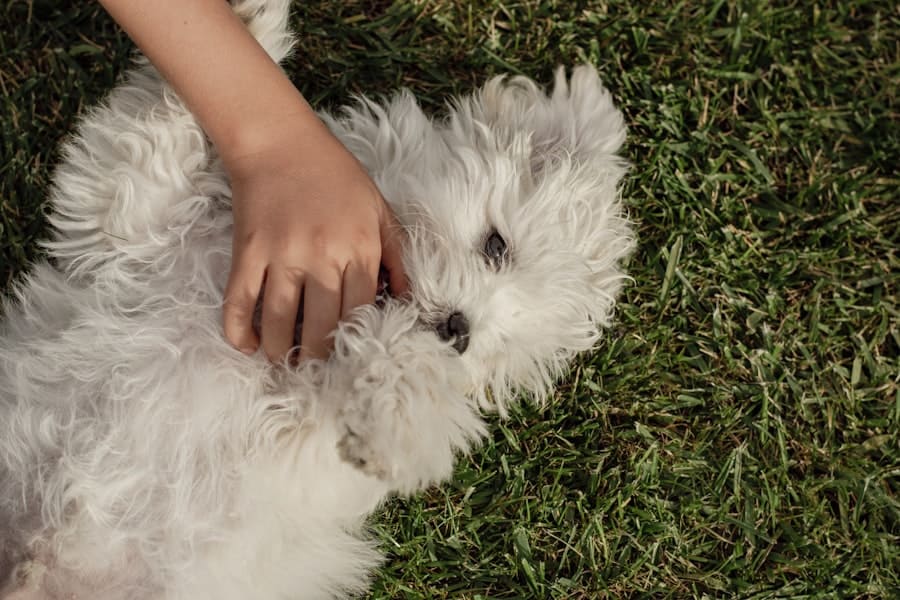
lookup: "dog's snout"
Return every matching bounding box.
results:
[436,311,470,354]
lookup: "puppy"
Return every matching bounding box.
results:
[0,0,633,598]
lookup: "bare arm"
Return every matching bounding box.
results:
[98,0,408,361]
[99,0,314,163]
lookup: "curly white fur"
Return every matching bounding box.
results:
[0,1,633,598]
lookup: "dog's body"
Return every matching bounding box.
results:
[0,1,632,598]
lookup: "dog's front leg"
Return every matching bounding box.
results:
[328,303,487,495]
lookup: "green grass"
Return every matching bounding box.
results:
[2,0,898,597]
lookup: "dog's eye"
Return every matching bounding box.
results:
[483,229,508,268]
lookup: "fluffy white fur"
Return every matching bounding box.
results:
[0,1,633,598]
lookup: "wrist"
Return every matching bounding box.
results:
[214,94,327,170]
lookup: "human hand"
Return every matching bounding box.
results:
[222,115,408,362]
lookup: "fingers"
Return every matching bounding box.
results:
[259,268,304,362]
[256,260,375,363]
[298,272,342,361]
[379,209,409,296]
[340,260,378,320]
[223,258,265,354]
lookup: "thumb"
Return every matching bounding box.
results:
[379,205,409,297]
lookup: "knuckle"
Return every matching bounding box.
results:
[232,230,269,256]
[265,297,299,321]
[260,288,297,320]
[306,226,332,255]
[351,225,379,249]
[307,224,379,265]
[223,296,255,317]
[351,232,382,266]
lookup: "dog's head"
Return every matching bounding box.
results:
[329,66,634,411]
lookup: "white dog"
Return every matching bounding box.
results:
[0,0,633,598]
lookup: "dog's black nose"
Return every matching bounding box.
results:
[436,311,470,354]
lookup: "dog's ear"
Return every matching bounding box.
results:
[476,65,626,178]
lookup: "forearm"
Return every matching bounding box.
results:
[99,0,323,168]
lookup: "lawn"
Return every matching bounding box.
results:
[1,0,897,598]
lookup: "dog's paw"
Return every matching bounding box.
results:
[337,427,391,480]
[335,368,398,480]
[328,301,479,491]
[1,559,47,596]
